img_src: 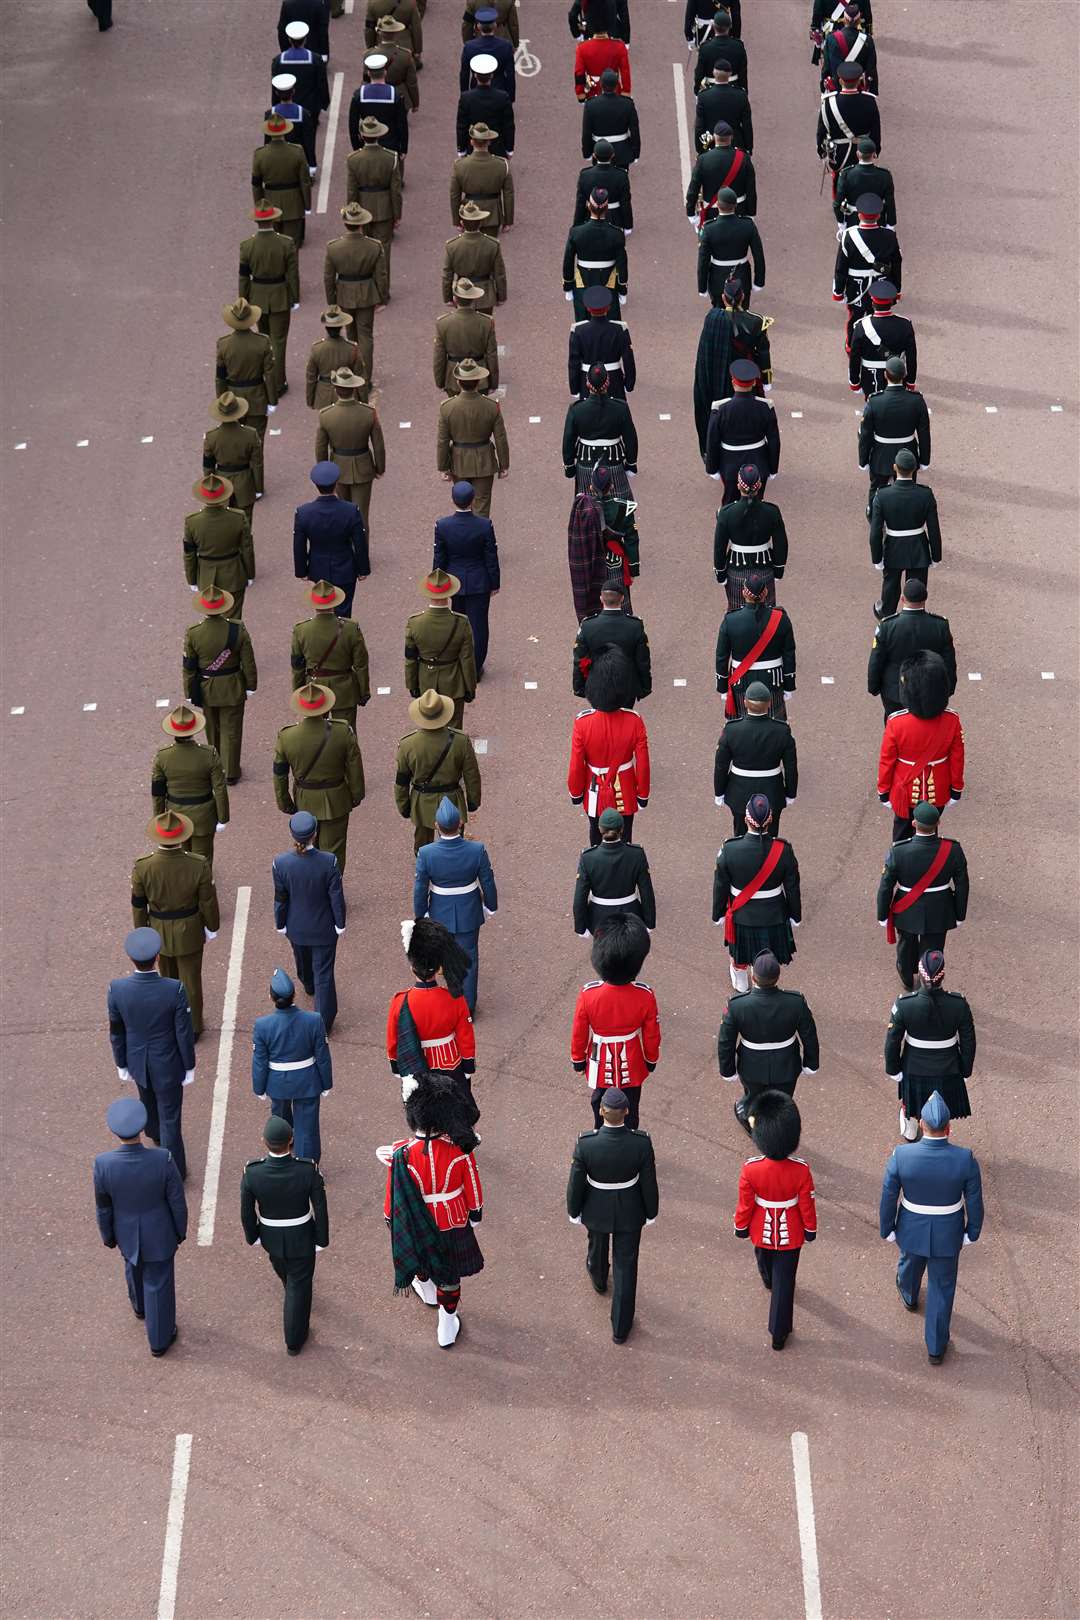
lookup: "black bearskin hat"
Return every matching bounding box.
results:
[584,646,638,713]
[591,913,650,985]
[586,0,616,35]
[403,1070,480,1152]
[749,1089,801,1160]
[898,650,949,719]
[401,917,471,1001]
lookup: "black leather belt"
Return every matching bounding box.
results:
[167,793,213,806]
[251,275,286,284]
[361,183,391,191]
[197,550,241,561]
[228,378,263,387]
[454,440,489,448]
[200,665,242,678]
[214,463,248,473]
[148,906,199,920]
[299,778,339,789]
[262,182,299,190]
[331,447,369,456]
[337,274,373,281]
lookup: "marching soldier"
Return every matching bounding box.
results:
[366,0,423,58]
[273,811,348,1038]
[835,136,895,227]
[868,577,957,720]
[456,52,515,157]
[323,202,388,382]
[716,575,796,718]
[695,61,753,155]
[704,358,780,501]
[694,5,747,92]
[573,808,656,936]
[305,307,365,413]
[870,449,942,618]
[877,652,964,842]
[573,3,631,99]
[239,201,299,395]
[450,124,514,236]
[461,8,516,101]
[252,113,311,247]
[132,811,220,1038]
[572,581,651,698]
[348,54,410,170]
[315,367,385,530]
[345,118,403,283]
[276,0,330,57]
[714,680,797,836]
[718,950,819,1132]
[566,1087,659,1345]
[832,193,902,351]
[858,354,931,518]
[878,801,969,990]
[849,278,915,398]
[413,796,497,1012]
[581,69,640,168]
[432,481,501,678]
[152,704,229,868]
[812,0,874,47]
[563,189,628,320]
[442,202,508,313]
[433,278,498,395]
[569,285,635,401]
[253,967,334,1161]
[570,916,660,1130]
[182,583,257,785]
[686,122,757,225]
[405,569,478,729]
[697,188,764,308]
[817,59,880,195]
[563,364,637,495]
[291,581,371,734]
[272,20,330,137]
[215,298,277,443]
[273,683,366,874]
[713,792,801,992]
[267,72,317,173]
[820,2,877,92]
[203,392,262,530]
[373,15,420,110]
[713,464,788,609]
[293,461,370,617]
[885,951,976,1138]
[692,280,773,457]
[394,689,483,853]
[733,1091,817,1353]
[241,1113,330,1356]
[462,0,518,45]
[436,359,510,516]
[182,476,255,619]
[567,649,650,847]
[574,139,633,231]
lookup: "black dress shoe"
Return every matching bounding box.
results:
[151,1327,178,1357]
[133,1309,145,1320]
[872,600,884,621]
[587,1261,607,1295]
[287,1345,303,1356]
[612,1330,630,1344]
[771,1333,788,1351]
[733,1101,752,1136]
[928,1349,946,1365]
[896,1277,918,1312]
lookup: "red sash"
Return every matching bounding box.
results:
[724,839,786,944]
[699,149,746,228]
[886,840,952,943]
[725,607,782,717]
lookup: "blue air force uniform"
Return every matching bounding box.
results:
[293,490,370,618]
[433,496,501,675]
[273,816,346,1032]
[107,936,196,1181]
[879,1093,983,1361]
[413,807,497,1010]
[253,974,333,1164]
[94,1098,188,1355]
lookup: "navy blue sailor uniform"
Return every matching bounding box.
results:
[241,1148,329,1353]
[880,1133,983,1359]
[272,47,331,129]
[272,844,347,1033]
[413,832,498,1011]
[94,1138,187,1354]
[107,970,196,1181]
[885,984,976,1125]
[277,0,331,59]
[348,80,409,158]
[253,1003,333,1165]
[266,98,317,170]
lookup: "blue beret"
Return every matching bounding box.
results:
[125,927,162,962]
[451,480,475,506]
[920,1091,950,1129]
[311,460,341,487]
[270,967,295,998]
[435,795,462,829]
[601,1088,630,1111]
[107,1097,148,1138]
[289,810,317,840]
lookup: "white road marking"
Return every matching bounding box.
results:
[1041,671,1055,680]
[475,738,488,754]
[316,72,345,214]
[344,0,354,11]
[1050,404,1064,412]
[514,39,541,76]
[76,439,89,447]
[157,1434,193,1620]
[673,678,687,687]
[141,435,155,444]
[376,685,391,694]
[524,680,538,689]
[14,442,26,450]
[399,421,412,429]
[156,698,171,708]
[967,672,982,681]
[269,427,282,436]
[671,62,692,190]
[984,405,998,414]
[497,344,507,357]
[82,702,97,711]
[820,676,835,685]
[528,415,542,423]
[197,886,251,1247]
[10,706,25,715]
[791,411,804,419]
[659,413,672,421]
[790,1432,823,1620]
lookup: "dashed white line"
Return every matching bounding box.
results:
[315,72,345,214]
[157,1434,194,1620]
[14,442,26,450]
[399,421,412,429]
[376,685,391,695]
[523,680,538,689]
[155,698,171,709]
[790,1433,823,1620]
[76,439,89,448]
[197,885,251,1247]
[82,702,98,712]
[1050,404,1064,413]
[671,62,692,189]
[10,706,25,715]
[820,676,834,685]
[1041,671,1055,680]
[967,672,982,681]
[528,415,542,424]
[673,678,687,687]
[268,427,282,437]
[475,738,489,754]
[141,435,155,444]
[791,411,804,419]
[984,405,998,414]
[658,413,672,421]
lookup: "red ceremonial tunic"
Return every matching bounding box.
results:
[877,708,965,817]
[567,706,650,818]
[380,1134,483,1231]
[386,985,476,1074]
[734,1155,817,1249]
[571,979,661,1089]
[574,37,631,97]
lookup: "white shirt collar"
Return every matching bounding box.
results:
[438,831,462,841]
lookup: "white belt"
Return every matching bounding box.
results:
[593,1031,640,1043]
[863,358,887,368]
[898,756,948,767]
[885,526,928,537]
[268,1058,316,1071]
[605,130,631,142]
[577,259,615,269]
[904,1034,959,1049]
[729,763,782,776]
[730,883,783,899]
[259,1210,313,1227]
[581,361,622,371]
[579,438,621,448]
[755,1195,798,1209]
[896,882,949,893]
[740,1034,797,1050]
[721,437,767,451]
[587,759,634,774]
[591,892,638,905]
[727,541,771,554]
[748,656,783,670]
[900,1195,963,1215]
[587,1173,640,1189]
[710,255,750,266]
[420,1037,457,1050]
[430,880,480,895]
[874,432,916,443]
[849,267,876,277]
[422,1189,459,1205]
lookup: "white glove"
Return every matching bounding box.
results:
[182,1070,195,1087]
[216,822,227,832]
[569,1215,583,1225]
[887,1072,904,1082]
[762,383,772,393]
[885,1231,897,1243]
[116,1067,131,1082]
[565,291,574,301]
[190,584,199,592]
[962,1234,973,1246]
[204,928,218,942]
[334,925,346,936]
[714,796,725,806]
[879,919,888,927]
[784,692,794,703]
[874,562,884,571]
[791,919,801,928]
[709,471,722,480]
[291,303,300,311]
[482,905,496,920]
[801,1067,818,1076]
[645,1217,656,1225]
[266,404,277,414]
[720,1073,738,1084]
[785,797,796,807]
[752,283,764,292]
[315,1243,326,1251]
[276,927,287,935]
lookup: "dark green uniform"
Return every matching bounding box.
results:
[240,1150,329,1353]
[394,724,482,852]
[273,716,366,872]
[450,152,514,236]
[182,616,258,783]
[182,507,256,619]
[131,849,220,1036]
[239,228,300,392]
[151,739,229,867]
[404,607,477,728]
[290,615,371,733]
[215,328,277,440]
[203,420,263,525]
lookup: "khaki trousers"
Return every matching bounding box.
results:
[204,702,246,781]
[159,948,206,1036]
[258,308,292,392]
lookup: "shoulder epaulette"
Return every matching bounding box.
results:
[632,980,652,991]
[398,729,419,742]
[295,1156,317,1165]
[576,706,595,718]
[583,979,602,990]
[244,1156,264,1167]
[891,835,913,846]
[745,1153,764,1163]
[631,1126,651,1137]
[790,1155,807,1165]
[577,1128,600,1139]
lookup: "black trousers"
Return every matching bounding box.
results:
[891,812,915,842]
[755,1246,800,1340]
[896,928,946,986]
[591,1085,641,1130]
[879,566,928,617]
[588,812,633,848]
[587,1226,642,1340]
[88,0,112,25]
[268,1249,317,1350]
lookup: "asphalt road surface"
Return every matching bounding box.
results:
[1,0,1077,1617]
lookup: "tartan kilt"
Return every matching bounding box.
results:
[730,920,795,967]
[724,564,776,613]
[575,460,631,502]
[432,1222,485,1284]
[898,1073,971,1123]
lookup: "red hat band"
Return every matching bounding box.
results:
[171,716,198,732]
[200,592,227,609]
[298,694,328,710]
[428,581,453,595]
[311,591,338,605]
[158,823,186,839]
[199,483,226,500]
[254,207,278,220]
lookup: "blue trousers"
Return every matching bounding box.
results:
[124,1256,176,1352]
[135,1083,186,1180]
[290,938,338,1033]
[454,928,480,1010]
[271,1095,323,1164]
[456,592,491,674]
[897,1250,959,1357]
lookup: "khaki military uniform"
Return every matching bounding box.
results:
[436,392,509,515]
[215,329,277,440]
[182,616,258,782]
[434,309,498,394]
[378,42,419,111]
[239,229,300,392]
[202,421,263,526]
[441,230,508,312]
[394,725,482,852]
[131,849,220,1036]
[462,0,518,43]
[251,140,311,245]
[344,146,403,280]
[290,616,371,733]
[323,234,388,380]
[305,335,367,411]
[366,0,423,59]
[450,153,514,235]
[182,507,256,618]
[273,716,366,872]
[404,608,477,729]
[151,739,229,868]
[315,399,386,527]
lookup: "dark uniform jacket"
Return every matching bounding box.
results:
[456,86,515,156]
[697,215,765,302]
[567,1125,659,1231]
[580,90,641,166]
[574,161,633,229]
[203,422,262,509]
[816,88,880,167]
[273,717,366,820]
[694,35,748,93]
[695,82,754,153]
[265,97,317,168]
[686,145,758,219]
[869,480,941,570]
[885,986,975,1081]
[442,229,508,309]
[182,617,258,709]
[367,0,423,56]
[290,616,370,712]
[714,496,788,583]
[877,834,968,936]
[569,317,635,399]
[272,846,346,946]
[348,82,409,154]
[833,221,901,304]
[131,849,220,957]
[433,511,501,593]
[858,384,931,475]
[868,607,957,712]
[271,47,331,118]
[241,1152,329,1256]
[712,830,801,929]
[394,727,482,832]
[574,839,656,933]
[95,1143,187,1264]
[108,971,196,1090]
[293,493,370,588]
[434,309,498,392]
[152,740,229,833]
[461,34,516,100]
[215,330,277,414]
[716,603,796,700]
[718,984,819,1087]
[563,394,638,472]
[572,609,650,697]
[834,158,895,226]
[569,0,630,42]
[812,0,873,31]
[405,607,477,700]
[277,0,330,58]
[714,713,797,820]
[848,309,915,391]
[239,229,300,313]
[705,395,781,476]
[462,0,518,45]
[345,143,403,218]
[821,24,878,92]
[562,219,628,298]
